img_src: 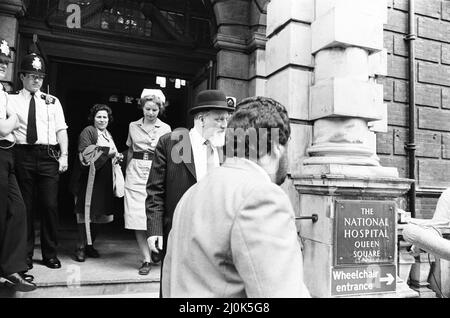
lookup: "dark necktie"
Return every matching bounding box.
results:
[204,139,215,172]
[27,92,37,144]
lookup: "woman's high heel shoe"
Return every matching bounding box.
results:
[75,247,86,262]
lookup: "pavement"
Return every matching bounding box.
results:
[1,222,161,298]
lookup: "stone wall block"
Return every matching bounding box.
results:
[393,35,441,63]
[443,88,450,109]
[443,1,450,22]
[394,0,441,18]
[216,78,248,105]
[394,81,441,108]
[0,16,17,46]
[266,0,314,37]
[266,68,311,121]
[216,25,249,39]
[418,16,450,43]
[416,196,439,220]
[387,55,409,79]
[248,49,266,79]
[384,32,394,54]
[288,124,313,174]
[266,22,312,75]
[369,103,388,133]
[315,0,387,23]
[380,77,394,101]
[376,127,394,155]
[311,7,384,54]
[213,0,249,26]
[385,8,408,34]
[393,128,440,158]
[248,77,266,97]
[216,50,249,80]
[310,78,384,121]
[442,134,450,159]
[249,0,267,28]
[369,49,388,77]
[314,47,369,82]
[379,155,408,178]
[298,194,334,244]
[442,44,450,65]
[387,102,408,127]
[418,160,450,188]
[418,108,450,132]
[302,239,332,298]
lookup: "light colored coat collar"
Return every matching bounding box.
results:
[222,157,271,182]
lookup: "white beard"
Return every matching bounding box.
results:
[208,130,226,147]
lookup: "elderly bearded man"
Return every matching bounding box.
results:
[162,96,310,298]
[146,89,234,295]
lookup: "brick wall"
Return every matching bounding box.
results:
[379,0,450,218]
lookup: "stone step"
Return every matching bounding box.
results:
[1,279,160,298]
[0,230,161,298]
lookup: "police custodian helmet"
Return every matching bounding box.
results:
[0,37,12,64]
[19,53,46,76]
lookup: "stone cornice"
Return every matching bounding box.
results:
[213,32,267,53]
[294,175,413,198]
[246,32,267,51]
[213,33,247,52]
[0,0,25,17]
[293,164,413,197]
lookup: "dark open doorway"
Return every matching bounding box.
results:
[53,62,189,228]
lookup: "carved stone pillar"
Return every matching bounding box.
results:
[303,1,389,174]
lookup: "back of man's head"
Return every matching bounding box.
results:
[225,96,290,160]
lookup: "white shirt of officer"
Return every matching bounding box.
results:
[8,89,67,145]
[0,83,14,142]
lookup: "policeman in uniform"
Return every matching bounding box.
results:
[9,53,69,270]
[0,38,36,291]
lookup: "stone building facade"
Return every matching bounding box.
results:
[1,0,449,297]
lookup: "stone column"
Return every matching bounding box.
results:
[270,0,416,297]
[212,0,269,101]
[303,0,391,175]
[212,0,250,102]
[0,0,25,90]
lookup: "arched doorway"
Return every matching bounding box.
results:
[17,0,218,227]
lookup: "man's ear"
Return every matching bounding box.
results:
[271,143,284,160]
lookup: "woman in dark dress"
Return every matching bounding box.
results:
[69,104,123,262]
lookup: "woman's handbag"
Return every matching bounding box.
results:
[112,161,125,198]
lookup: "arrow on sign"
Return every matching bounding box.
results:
[380,273,395,285]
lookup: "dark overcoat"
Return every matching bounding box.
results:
[69,125,114,217]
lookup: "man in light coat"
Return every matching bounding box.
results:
[162,96,310,298]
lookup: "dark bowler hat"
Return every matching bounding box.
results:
[19,53,46,76]
[189,89,235,115]
[0,38,12,64]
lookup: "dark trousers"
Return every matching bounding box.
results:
[159,231,168,298]
[14,145,60,260]
[0,147,27,276]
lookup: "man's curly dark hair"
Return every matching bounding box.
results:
[225,96,291,160]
